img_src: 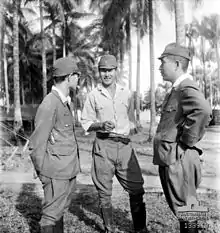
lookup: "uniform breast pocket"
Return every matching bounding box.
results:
[117,100,128,115]
[162,103,178,122]
[95,103,105,118]
[62,112,73,128]
[164,104,177,112]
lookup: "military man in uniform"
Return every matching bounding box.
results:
[29,57,81,233]
[153,43,211,233]
[81,54,147,233]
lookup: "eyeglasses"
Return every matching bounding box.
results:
[69,72,80,78]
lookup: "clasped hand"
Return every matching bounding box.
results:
[101,121,115,132]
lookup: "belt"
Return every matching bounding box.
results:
[96,132,131,145]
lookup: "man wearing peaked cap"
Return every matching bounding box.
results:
[81,54,147,233]
[29,56,81,233]
[98,54,117,69]
[158,42,191,60]
[48,56,80,81]
[153,43,212,233]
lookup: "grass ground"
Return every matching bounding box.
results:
[0,125,220,232]
[0,183,220,233]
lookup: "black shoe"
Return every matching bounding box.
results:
[135,226,149,233]
[41,225,55,233]
[54,217,64,233]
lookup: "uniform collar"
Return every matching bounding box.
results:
[97,83,124,98]
[172,73,193,89]
[52,85,71,104]
[97,83,124,92]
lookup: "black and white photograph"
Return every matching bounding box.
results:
[0,0,219,232]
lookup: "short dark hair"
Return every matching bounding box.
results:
[167,55,189,72]
[53,75,67,84]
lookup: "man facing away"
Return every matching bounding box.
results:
[81,54,147,233]
[29,57,81,233]
[153,43,212,233]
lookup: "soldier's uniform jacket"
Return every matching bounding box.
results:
[153,77,211,166]
[29,90,80,179]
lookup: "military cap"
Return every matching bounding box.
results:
[158,43,191,60]
[98,54,117,69]
[50,57,80,80]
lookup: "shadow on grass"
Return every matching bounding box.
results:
[68,183,133,232]
[14,182,133,233]
[15,183,42,233]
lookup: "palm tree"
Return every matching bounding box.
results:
[189,16,220,104]
[102,0,132,62]
[135,0,144,125]
[125,5,132,90]
[39,0,47,97]
[0,0,5,87]
[0,0,10,113]
[201,15,220,104]
[43,1,59,64]
[163,0,203,45]
[174,0,185,45]
[13,0,23,134]
[148,0,156,141]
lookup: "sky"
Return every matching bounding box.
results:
[129,0,220,95]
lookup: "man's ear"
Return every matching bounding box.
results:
[175,60,180,70]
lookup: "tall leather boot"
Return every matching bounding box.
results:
[180,221,198,233]
[41,225,55,233]
[129,194,147,233]
[101,206,115,233]
[54,217,64,233]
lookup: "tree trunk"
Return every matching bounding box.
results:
[209,62,213,108]
[175,0,185,45]
[0,0,4,99]
[21,77,25,105]
[190,40,195,80]
[148,0,156,142]
[40,0,47,97]
[126,6,132,90]
[201,36,207,98]
[120,33,125,81]
[52,22,56,64]
[215,18,220,105]
[136,23,141,124]
[1,2,9,113]
[187,29,195,80]
[63,16,67,57]
[13,0,23,133]
[3,41,9,113]
[136,0,143,125]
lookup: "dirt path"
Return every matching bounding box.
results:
[1,125,220,196]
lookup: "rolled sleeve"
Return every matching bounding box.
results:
[81,93,97,131]
[128,91,136,129]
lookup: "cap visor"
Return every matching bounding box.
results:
[99,65,116,69]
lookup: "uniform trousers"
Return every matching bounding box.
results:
[158,148,201,215]
[39,175,76,226]
[91,137,145,207]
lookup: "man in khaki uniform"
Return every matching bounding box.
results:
[153,43,211,233]
[81,55,147,233]
[29,57,81,233]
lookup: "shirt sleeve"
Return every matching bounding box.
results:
[127,91,136,129]
[81,93,97,131]
[29,96,56,171]
[179,87,212,147]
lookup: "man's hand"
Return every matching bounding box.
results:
[102,121,115,132]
